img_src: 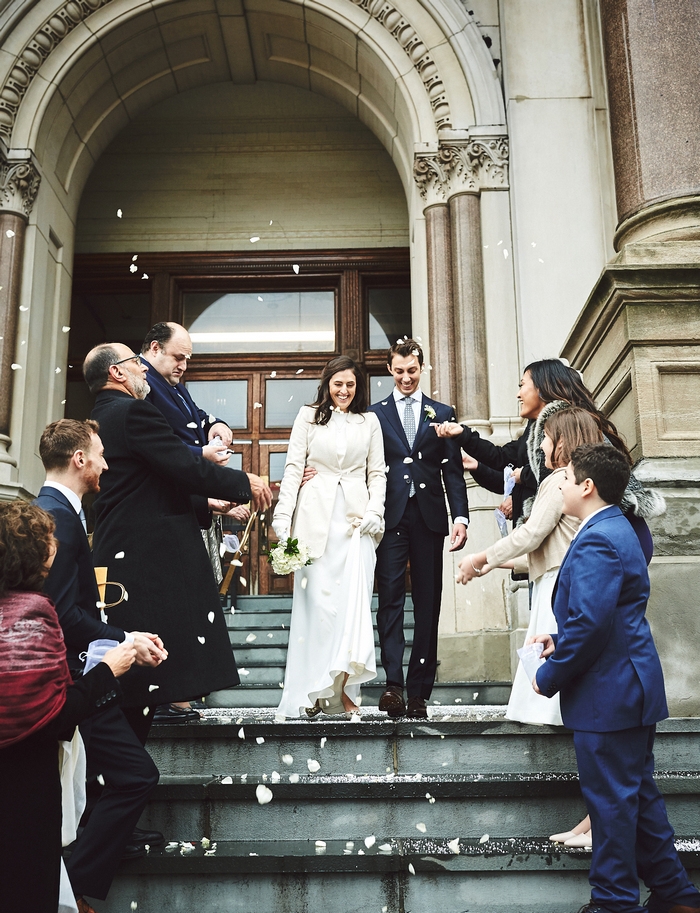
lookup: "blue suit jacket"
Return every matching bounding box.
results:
[142,356,224,457]
[536,505,668,732]
[369,394,468,533]
[33,487,125,672]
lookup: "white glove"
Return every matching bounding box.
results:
[359,511,382,536]
[272,518,290,542]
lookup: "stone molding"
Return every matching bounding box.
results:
[348,0,451,131]
[413,137,509,207]
[0,151,40,217]
[0,0,112,144]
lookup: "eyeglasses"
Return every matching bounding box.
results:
[112,354,141,367]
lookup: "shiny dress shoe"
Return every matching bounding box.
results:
[378,685,405,718]
[646,892,700,913]
[406,696,428,719]
[122,841,148,860]
[132,826,164,846]
[152,703,201,724]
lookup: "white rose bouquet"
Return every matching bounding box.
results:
[268,536,312,575]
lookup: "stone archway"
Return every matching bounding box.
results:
[0,0,508,501]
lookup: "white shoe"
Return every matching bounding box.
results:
[549,830,576,843]
[564,831,592,848]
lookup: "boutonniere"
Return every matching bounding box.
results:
[423,405,436,422]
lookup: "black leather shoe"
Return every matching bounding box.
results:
[152,703,201,724]
[575,904,614,913]
[378,685,405,718]
[406,696,428,719]
[132,826,164,846]
[122,841,148,860]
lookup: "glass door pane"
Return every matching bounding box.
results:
[265,377,319,427]
[186,379,249,429]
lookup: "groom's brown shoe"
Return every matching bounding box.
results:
[378,685,405,718]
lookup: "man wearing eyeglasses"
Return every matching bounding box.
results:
[81,343,271,742]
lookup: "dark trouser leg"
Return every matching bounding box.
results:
[406,498,445,700]
[635,728,700,907]
[122,704,155,746]
[67,706,159,901]
[375,506,411,688]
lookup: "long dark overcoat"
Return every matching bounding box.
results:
[91,389,251,706]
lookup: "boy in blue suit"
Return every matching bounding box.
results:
[533,444,700,913]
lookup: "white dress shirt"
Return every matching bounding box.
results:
[43,480,83,515]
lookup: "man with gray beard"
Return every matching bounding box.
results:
[82,344,270,737]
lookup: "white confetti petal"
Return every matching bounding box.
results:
[186,422,198,428]
[130,264,138,273]
[292,264,300,274]
[350,713,361,723]
[55,366,61,374]
[448,837,461,854]
[256,736,265,744]
[287,396,293,403]
[250,236,260,243]
[96,774,105,785]
[148,684,159,692]
[270,371,277,377]
[503,249,509,259]
[246,633,257,643]
[419,483,426,489]
[197,636,205,644]
[239,668,250,676]
[208,611,215,623]
[96,600,106,609]
[357,849,365,855]
[364,836,376,848]
[142,707,149,716]
[315,840,326,848]
[221,776,233,784]
[132,254,138,260]
[379,845,392,854]
[131,902,138,910]
[416,823,427,833]
[289,773,299,783]
[296,368,304,374]
[114,551,125,559]
[441,458,449,464]
[408,863,416,875]
[479,833,489,843]
[256,784,273,804]
[301,577,308,590]
[356,754,362,761]
[62,325,71,333]
[141,273,148,279]
[307,759,320,773]
[320,737,327,748]
[403,457,413,464]
[382,907,388,913]
[253,402,263,408]
[258,296,263,302]
[117,209,122,218]
[473,691,479,699]
[238,727,245,739]
[6,229,15,237]
[10,363,21,370]
[282,754,294,765]
[271,771,280,782]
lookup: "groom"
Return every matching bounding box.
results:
[370,339,469,719]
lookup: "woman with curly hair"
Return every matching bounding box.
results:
[272,355,386,718]
[0,501,136,912]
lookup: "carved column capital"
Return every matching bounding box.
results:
[0,152,40,219]
[414,136,509,206]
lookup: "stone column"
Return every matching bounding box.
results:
[599,0,700,247]
[0,149,41,474]
[424,203,456,408]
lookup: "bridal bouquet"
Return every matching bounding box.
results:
[268,536,312,575]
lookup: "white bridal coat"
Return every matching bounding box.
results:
[274,406,386,717]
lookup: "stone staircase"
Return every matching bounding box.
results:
[208,595,512,709]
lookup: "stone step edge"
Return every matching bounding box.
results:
[115,837,700,875]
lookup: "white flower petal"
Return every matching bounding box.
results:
[408,863,416,875]
[403,457,413,464]
[315,840,326,847]
[148,684,159,692]
[320,737,327,748]
[114,551,125,559]
[187,422,198,428]
[250,236,260,243]
[364,835,376,848]
[416,822,426,833]
[208,611,215,623]
[479,833,489,843]
[271,771,280,782]
[448,837,461,854]
[253,402,263,408]
[282,754,294,766]
[256,736,265,744]
[270,370,277,377]
[307,759,320,773]
[289,773,299,783]
[97,774,105,786]
[10,364,21,370]
[116,209,122,218]
[255,784,273,804]
[292,264,300,274]
[131,901,138,910]
[296,368,304,374]
[239,668,250,676]
[356,754,362,761]
[197,636,205,644]
[246,633,257,642]
[238,727,245,739]
[132,254,138,261]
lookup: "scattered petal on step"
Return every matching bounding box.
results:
[246,633,257,642]
[416,823,426,833]
[239,668,250,676]
[256,737,265,744]
[479,834,489,844]
[270,771,280,782]
[350,714,361,723]
[220,776,233,784]
[204,849,216,855]
[379,844,392,853]
[473,692,479,700]
[346,841,354,848]
[408,863,416,875]
[356,753,362,761]
[201,837,210,849]
[238,728,245,739]
[289,773,299,783]
[455,698,462,703]
[315,840,326,848]
[130,902,138,910]
[236,717,243,724]
[448,837,461,854]
[307,759,320,773]
[281,755,294,766]
[364,835,376,848]
[292,264,300,274]
[256,784,273,805]
[320,737,327,748]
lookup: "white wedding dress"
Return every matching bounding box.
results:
[277,412,378,718]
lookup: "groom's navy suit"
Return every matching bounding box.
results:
[370,394,468,699]
[537,506,698,912]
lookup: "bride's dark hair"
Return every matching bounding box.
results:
[310,355,368,426]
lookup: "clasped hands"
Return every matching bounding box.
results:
[99,631,168,677]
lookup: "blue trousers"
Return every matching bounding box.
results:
[573,725,700,913]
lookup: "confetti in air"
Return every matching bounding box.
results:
[62,326,70,333]
[320,737,327,748]
[416,823,426,833]
[479,834,490,844]
[97,774,105,786]
[19,305,28,311]
[256,736,265,744]
[289,773,299,783]
[408,863,416,875]
[258,296,263,301]
[220,776,233,784]
[201,837,211,849]
[237,728,245,739]
[115,551,125,559]
[55,367,61,374]
[239,668,250,676]
[117,210,122,218]
[356,754,362,761]
[148,684,159,692]
[208,611,215,623]
[132,254,138,260]
[256,784,273,804]
[131,903,138,911]
[364,836,376,848]
[270,371,277,377]
[130,264,137,273]
[292,264,300,274]
[6,229,15,237]
[250,236,260,243]
[197,636,205,644]
[307,759,320,773]
[141,273,149,279]
[10,364,21,370]
[282,754,294,765]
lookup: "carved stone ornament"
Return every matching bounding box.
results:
[0,156,41,217]
[348,0,452,131]
[413,138,509,206]
[0,0,112,143]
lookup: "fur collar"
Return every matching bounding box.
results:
[523,399,666,521]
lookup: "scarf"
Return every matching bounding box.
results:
[0,590,71,749]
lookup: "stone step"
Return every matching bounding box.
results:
[230,644,411,668]
[228,628,415,648]
[206,681,512,709]
[233,595,413,613]
[102,838,700,913]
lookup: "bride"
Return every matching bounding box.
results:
[272,356,386,717]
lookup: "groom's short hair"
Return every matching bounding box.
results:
[388,338,423,366]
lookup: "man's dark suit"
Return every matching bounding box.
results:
[537,507,699,913]
[142,356,226,527]
[370,395,469,700]
[33,486,158,902]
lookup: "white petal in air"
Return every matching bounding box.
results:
[292,264,300,274]
[356,754,362,761]
[256,784,273,804]
[188,422,198,429]
[141,273,149,279]
[408,863,416,875]
[130,264,137,273]
[403,457,413,464]
[131,902,138,910]
[250,236,260,243]
[258,296,263,301]
[282,754,293,765]
[307,759,320,773]
[148,684,159,692]
[116,209,122,218]
[239,668,250,675]
[197,636,205,644]
[208,611,215,623]
[364,835,376,848]
[55,367,61,374]
[448,837,461,854]
[419,483,426,489]
[270,371,277,377]
[296,368,304,374]
[221,776,233,784]
[62,326,70,333]
[253,402,262,409]
[416,823,426,833]
[256,736,265,744]
[320,736,327,748]
[115,551,125,559]
[6,229,15,237]
[479,834,490,843]
[246,633,256,643]
[237,727,245,739]
[289,773,300,783]
[239,577,247,587]
[132,254,138,261]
